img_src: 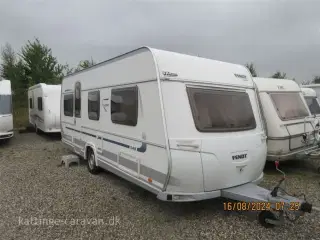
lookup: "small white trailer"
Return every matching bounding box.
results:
[0,79,14,142]
[28,83,61,133]
[253,77,320,162]
[301,87,320,117]
[60,47,316,227]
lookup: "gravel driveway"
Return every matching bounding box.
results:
[0,132,319,240]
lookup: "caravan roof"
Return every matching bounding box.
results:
[301,87,317,98]
[301,83,320,88]
[253,77,301,92]
[0,79,11,95]
[63,47,254,89]
[28,83,61,92]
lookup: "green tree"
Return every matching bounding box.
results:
[0,43,26,90]
[75,58,96,72]
[271,71,287,79]
[245,62,258,77]
[19,38,65,87]
[313,76,320,84]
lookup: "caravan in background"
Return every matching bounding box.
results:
[253,77,320,161]
[0,79,13,142]
[28,83,61,133]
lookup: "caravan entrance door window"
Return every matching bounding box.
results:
[0,95,12,115]
[304,97,320,115]
[269,92,309,121]
[187,87,256,132]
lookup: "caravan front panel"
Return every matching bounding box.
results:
[253,78,320,161]
[0,80,13,140]
[162,82,267,194]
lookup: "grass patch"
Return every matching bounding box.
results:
[13,107,29,129]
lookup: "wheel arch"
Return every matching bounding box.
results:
[84,142,97,163]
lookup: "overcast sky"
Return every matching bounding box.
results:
[0,0,319,82]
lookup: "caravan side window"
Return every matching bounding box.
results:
[75,82,81,118]
[37,97,43,111]
[64,94,73,117]
[88,91,100,121]
[111,86,138,126]
[29,98,33,109]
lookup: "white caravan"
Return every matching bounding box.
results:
[60,47,315,227]
[253,78,320,161]
[28,83,61,133]
[0,79,14,141]
[301,87,320,117]
[301,83,320,99]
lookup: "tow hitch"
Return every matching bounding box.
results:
[221,161,319,228]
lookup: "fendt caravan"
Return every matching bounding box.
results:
[0,79,13,142]
[253,78,320,161]
[301,87,320,117]
[28,83,61,133]
[61,47,315,227]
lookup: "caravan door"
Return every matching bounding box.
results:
[187,87,267,191]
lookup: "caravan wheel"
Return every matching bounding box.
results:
[87,148,100,175]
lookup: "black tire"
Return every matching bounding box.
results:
[86,148,100,174]
[258,211,277,228]
[317,167,320,174]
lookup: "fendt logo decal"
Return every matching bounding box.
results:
[232,154,247,160]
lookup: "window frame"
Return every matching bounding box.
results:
[63,93,74,117]
[88,90,100,121]
[75,82,81,118]
[269,92,310,121]
[186,86,257,133]
[37,97,43,111]
[110,86,138,127]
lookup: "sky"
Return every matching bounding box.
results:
[0,0,319,82]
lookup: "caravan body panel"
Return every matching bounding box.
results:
[61,47,267,201]
[0,79,13,140]
[61,49,169,192]
[28,84,61,133]
[253,78,319,161]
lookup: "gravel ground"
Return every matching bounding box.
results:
[0,132,319,240]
